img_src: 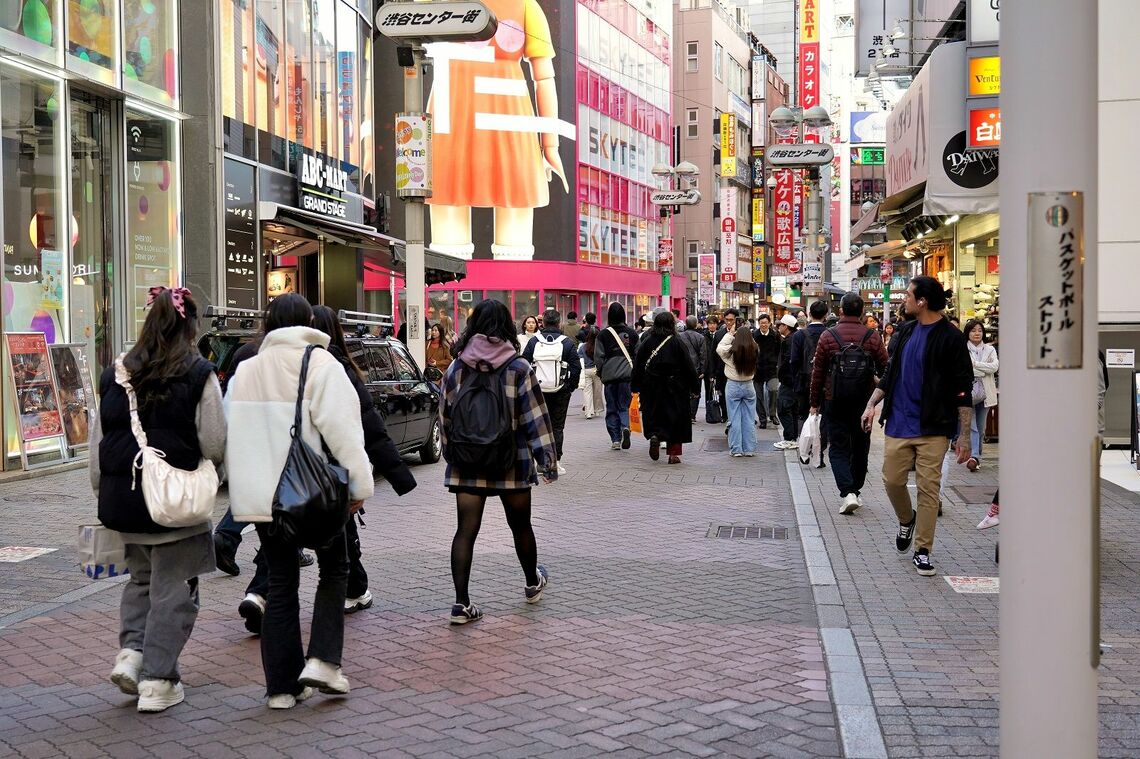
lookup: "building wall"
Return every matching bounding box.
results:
[1098,0,1140,323]
[747,0,795,88]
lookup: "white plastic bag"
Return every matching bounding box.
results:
[78,525,129,580]
[798,413,823,467]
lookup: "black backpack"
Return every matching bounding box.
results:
[828,327,877,404]
[443,359,517,475]
[797,328,821,392]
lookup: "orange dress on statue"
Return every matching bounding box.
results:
[426,0,555,209]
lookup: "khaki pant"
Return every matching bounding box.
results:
[882,434,950,551]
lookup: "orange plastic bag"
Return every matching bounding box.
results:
[629,393,642,434]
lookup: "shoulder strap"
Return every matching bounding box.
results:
[293,345,321,439]
[859,328,874,347]
[607,327,633,366]
[113,355,149,450]
[645,335,673,369]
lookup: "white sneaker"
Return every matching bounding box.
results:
[110,648,143,695]
[345,589,373,613]
[839,493,860,515]
[610,442,621,451]
[268,686,314,710]
[298,658,350,695]
[773,441,789,450]
[137,679,184,713]
[239,593,266,635]
[786,441,799,450]
[557,463,567,475]
[977,514,1000,530]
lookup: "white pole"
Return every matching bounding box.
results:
[1000,1,1098,756]
[404,49,428,369]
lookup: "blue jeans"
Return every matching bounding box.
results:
[604,382,632,443]
[214,508,248,552]
[970,403,991,460]
[726,379,758,455]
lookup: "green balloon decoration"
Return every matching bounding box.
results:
[21,0,53,46]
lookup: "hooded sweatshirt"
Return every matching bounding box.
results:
[593,303,639,384]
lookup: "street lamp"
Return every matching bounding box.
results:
[650,162,702,310]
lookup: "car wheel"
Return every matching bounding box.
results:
[420,418,442,464]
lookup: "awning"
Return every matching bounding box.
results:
[260,202,466,284]
[850,201,882,239]
[862,240,907,261]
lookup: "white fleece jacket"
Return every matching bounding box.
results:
[224,326,374,523]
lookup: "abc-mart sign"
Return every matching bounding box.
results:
[298,153,349,219]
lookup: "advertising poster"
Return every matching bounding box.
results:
[698,253,717,305]
[395,114,432,196]
[267,268,298,299]
[5,333,64,442]
[720,113,737,176]
[39,249,64,309]
[49,344,96,448]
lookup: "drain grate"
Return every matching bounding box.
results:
[702,437,729,452]
[709,524,790,540]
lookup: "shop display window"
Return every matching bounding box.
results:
[514,290,539,322]
[122,0,178,107]
[286,0,315,159]
[313,0,338,162]
[221,0,257,158]
[337,1,359,180]
[255,0,288,169]
[358,16,373,199]
[67,0,119,85]
[427,289,453,326]
[0,0,62,64]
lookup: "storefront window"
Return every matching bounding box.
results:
[515,290,539,322]
[359,16,373,199]
[67,0,119,85]
[122,0,178,106]
[124,108,180,340]
[337,1,359,185]
[221,0,257,158]
[427,289,452,326]
[0,0,62,64]
[455,290,480,333]
[484,289,510,314]
[256,0,288,169]
[286,0,314,167]
[1,66,66,342]
[313,0,338,161]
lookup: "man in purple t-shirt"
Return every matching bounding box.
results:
[860,277,974,577]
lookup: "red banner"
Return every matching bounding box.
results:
[799,42,821,110]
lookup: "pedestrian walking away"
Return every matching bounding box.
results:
[753,314,781,428]
[440,299,558,626]
[91,286,225,713]
[312,305,418,615]
[790,301,830,458]
[861,277,973,577]
[522,309,581,473]
[774,314,800,449]
[809,293,889,515]
[225,293,375,709]
[593,302,639,450]
[577,313,604,419]
[632,311,700,464]
[677,315,708,423]
[963,319,998,472]
[717,319,759,457]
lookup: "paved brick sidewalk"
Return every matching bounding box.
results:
[0,407,844,758]
[798,430,1140,758]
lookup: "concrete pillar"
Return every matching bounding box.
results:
[999,1,1099,757]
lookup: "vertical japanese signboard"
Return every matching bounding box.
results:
[698,252,718,305]
[799,0,821,111]
[1028,192,1083,369]
[720,186,738,282]
[720,113,737,177]
[774,169,794,264]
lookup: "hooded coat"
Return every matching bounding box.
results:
[631,331,700,445]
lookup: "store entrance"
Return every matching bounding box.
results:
[69,91,120,377]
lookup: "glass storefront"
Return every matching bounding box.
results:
[0,2,183,470]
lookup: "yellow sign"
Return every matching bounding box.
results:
[969,56,1001,96]
[752,249,765,285]
[720,113,737,176]
[799,0,819,43]
[752,196,765,241]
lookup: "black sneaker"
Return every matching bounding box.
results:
[621,427,632,449]
[298,551,315,568]
[525,565,550,603]
[213,533,240,576]
[450,602,483,625]
[913,549,936,576]
[649,436,660,461]
[896,513,917,553]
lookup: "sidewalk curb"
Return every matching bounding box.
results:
[0,575,127,631]
[786,457,888,759]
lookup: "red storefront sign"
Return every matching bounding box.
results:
[968,107,1001,149]
[774,169,794,264]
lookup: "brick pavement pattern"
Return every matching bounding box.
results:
[798,429,1140,758]
[0,407,843,758]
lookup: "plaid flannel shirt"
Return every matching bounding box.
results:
[440,356,558,490]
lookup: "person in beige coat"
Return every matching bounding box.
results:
[963,319,998,471]
[225,293,373,709]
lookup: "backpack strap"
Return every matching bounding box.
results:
[859,328,874,347]
[607,327,634,368]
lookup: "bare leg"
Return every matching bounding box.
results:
[429,205,474,258]
[492,207,535,260]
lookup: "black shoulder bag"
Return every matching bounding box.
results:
[271,345,350,549]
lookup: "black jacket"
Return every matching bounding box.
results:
[879,317,974,438]
[709,326,729,380]
[522,328,582,392]
[97,356,215,534]
[631,333,700,444]
[329,346,417,496]
[677,328,707,376]
[594,324,639,384]
[753,328,781,381]
[777,329,797,385]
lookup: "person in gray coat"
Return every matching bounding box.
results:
[677,315,707,422]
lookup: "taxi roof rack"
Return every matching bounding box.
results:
[338,309,394,337]
[204,305,264,331]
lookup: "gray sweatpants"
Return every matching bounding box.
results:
[121,532,214,683]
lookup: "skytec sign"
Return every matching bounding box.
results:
[298,153,349,219]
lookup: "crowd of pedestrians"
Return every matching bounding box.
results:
[89,281,1002,715]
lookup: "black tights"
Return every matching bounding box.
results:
[451,491,539,605]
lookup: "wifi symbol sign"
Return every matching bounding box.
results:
[130,125,142,142]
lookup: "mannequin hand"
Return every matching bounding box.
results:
[543,145,568,193]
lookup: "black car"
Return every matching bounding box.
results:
[198,307,441,464]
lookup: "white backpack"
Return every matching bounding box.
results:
[532,334,569,392]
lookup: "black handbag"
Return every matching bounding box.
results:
[271,345,350,549]
[705,388,724,424]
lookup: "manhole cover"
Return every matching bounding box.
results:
[951,486,996,505]
[2,493,76,504]
[703,437,729,452]
[708,524,790,540]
